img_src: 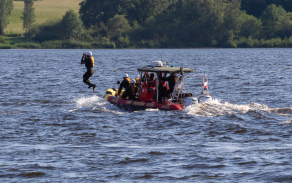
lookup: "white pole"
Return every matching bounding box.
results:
[156,73,159,102]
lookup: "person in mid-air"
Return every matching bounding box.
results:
[81,51,96,91]
[117,73,130,97]
[122,79,138,100]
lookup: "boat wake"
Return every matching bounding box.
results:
[184,99,266,117]
[184,99,292,120]
[71,96,292,122]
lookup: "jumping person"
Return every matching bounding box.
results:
[81,51,96,91]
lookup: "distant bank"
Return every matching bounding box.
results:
[2,0,292,49]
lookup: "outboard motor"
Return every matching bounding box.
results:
[184,97,198,107]
[198,95,212,103]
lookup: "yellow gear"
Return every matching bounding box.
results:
[125,77,131,83]
[135,78,139,84]
[131,85,136,96]
[91,57,95,67]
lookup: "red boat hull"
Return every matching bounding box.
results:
[107,96,183,111]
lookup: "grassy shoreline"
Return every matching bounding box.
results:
[2,34,292,49]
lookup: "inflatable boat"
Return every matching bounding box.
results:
[103,60,211,111]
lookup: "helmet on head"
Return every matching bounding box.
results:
[86,51,92,57]
[131,79,136,84]
[123,73,128,78]
[136,75,140,78]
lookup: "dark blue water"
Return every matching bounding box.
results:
[1,49,292,182]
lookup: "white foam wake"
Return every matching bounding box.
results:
[184,98,268,117]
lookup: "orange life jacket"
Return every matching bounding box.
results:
[135,78,139,84]
[131,85,136,96]
[125,77,131,83]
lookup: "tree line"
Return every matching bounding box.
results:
[1,0,292,48]
[79,0,292,48]
[0,0,35,35]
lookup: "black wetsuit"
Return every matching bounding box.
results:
[81,56,95,88]
[118,78,130,95]
[122,85,137,100]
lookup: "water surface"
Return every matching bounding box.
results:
[1,49,292,182]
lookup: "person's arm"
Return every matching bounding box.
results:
[81,52,86,64]
[118,80,125,95]
[81,56,85,64]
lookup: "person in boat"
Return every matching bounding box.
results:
[135,75,140,85]
[160,72,176,98]
[145,73,155,89]
[135,75,141,90]
[141,72,154,92]
[151,73,169,102]
[81,51,96,91]
[121,79,138,100]
[142,72,150,82]
[148,73,154,85]
[117,73,131,97]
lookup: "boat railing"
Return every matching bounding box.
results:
[170,75,209,103]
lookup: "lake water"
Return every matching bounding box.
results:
[1,49,292,182]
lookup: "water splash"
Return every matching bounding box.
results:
[75,95,107,108]
[72,95,126,114]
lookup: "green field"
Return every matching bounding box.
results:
[6,0,82,34]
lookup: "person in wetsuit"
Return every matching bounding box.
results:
[81,51,96,91]
[117,73,131,97]
[122,79,138,100]
[161,72,176,98]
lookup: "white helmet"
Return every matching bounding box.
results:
[136,75,140,78]
[131,79,136,84]
[123,73,128,78]
[86,51,92,57]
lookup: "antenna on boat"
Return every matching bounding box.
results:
[161,54,163,62]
